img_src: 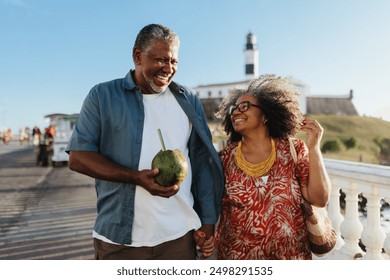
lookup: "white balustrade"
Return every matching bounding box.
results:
[324,159,390,260]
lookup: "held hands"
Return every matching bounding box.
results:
[137,168,179,198]
[300,117,324,150]
[194,228,215,259]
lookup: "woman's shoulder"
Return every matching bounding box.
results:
[278,137,305,148]
[291,137,306,150]
[219,142,238,158]
[275,138,307,158]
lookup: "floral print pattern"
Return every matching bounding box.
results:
[215,138,312,260]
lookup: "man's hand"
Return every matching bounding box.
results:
[137,168,179,198]
[193,224,215,259]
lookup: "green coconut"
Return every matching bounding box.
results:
[151,129,188,187]
[151,149,188,187]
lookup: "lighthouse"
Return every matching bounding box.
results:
[244,32,259,80]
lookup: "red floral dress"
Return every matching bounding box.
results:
[215,138,312,260]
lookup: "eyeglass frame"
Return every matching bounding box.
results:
[228,101,262,115]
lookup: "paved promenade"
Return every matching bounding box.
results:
[0,141,96,259]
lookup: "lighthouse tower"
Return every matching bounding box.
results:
[244,32,259,80]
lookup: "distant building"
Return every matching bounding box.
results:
[306,90,358,115]
[194,32,358,121]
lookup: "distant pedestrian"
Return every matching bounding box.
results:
[19,127,29,145]
[37,127,54,167]
[3,129,11,144]
[32,126,41,147]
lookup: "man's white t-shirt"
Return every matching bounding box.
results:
[93,88,201,246]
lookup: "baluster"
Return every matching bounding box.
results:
[313,178,344,260]
[361,188,386,259]
[384,234,390,259]
[383,198,390,259]
[336,181,364,259]
[327,178,344,250]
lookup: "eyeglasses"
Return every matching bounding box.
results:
[228,101,261,115]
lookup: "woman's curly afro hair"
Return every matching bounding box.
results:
[215,74,304,144]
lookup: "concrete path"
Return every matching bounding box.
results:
[0,141,96,259]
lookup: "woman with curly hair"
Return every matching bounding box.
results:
[214,74,331,260]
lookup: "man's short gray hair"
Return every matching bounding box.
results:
[133,24,179,54]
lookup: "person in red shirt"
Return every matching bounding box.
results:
[214,74,331,260]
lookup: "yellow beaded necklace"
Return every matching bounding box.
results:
[235,139,276,177]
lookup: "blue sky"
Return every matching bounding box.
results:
[1,0,390,133]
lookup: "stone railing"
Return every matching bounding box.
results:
[319,159,390,260]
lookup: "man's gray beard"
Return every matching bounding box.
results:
[148,80,167,94]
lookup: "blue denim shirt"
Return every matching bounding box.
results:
[66,70,224,244]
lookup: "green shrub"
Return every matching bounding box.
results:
[342,137,357,150]
[374,138,390,165]
[322,140,341,153]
